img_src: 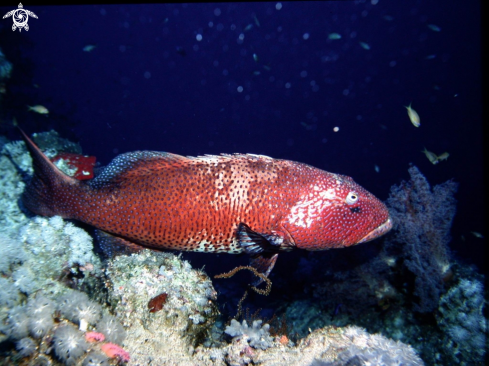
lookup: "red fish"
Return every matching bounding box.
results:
[50,152,96,180]
[20,129,392,278]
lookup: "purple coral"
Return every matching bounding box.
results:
[386,165,458,312]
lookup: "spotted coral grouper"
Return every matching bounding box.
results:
[20,129,392,279]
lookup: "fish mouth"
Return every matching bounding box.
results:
[358,217,393,243]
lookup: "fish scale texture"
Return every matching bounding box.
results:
[22,131,391,258]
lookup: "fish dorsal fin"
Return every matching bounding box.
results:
[187,153,274,162]
[90,150,187,189]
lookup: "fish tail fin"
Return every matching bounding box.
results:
[19,128,81,217]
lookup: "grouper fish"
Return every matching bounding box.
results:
[20,129,392,279]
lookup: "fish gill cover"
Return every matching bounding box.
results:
[0,1,484,365]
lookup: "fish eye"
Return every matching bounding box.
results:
[345,192,359,205]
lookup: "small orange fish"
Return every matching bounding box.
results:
[20,129,392,279]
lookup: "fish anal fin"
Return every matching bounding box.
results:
[95,229,146,257]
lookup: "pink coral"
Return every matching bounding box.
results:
[101,342,130,362]
[85,331,105,342]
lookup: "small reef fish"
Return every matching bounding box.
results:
[27,105,49,115]
[405,103,420,127]
[19,129,392,279]
[422,147,439,165]
[83,44,97,52]
[359,42,371,50]
[328,33,342,40]
[470,231,484,239]
[427,24,441,32]
[437,152,450,162]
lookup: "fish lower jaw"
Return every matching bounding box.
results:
[358,217,393,243]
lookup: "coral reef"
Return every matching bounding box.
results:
[103,249,219,364]
[219,325,423,366]
[437,278,487,364]
[2,289,127,365]
[0,133,434,365]
[225,319,274,350]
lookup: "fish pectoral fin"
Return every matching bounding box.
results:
[95,229,146,257]
[250,253,279,286]
[237,223,280,255]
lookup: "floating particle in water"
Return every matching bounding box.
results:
[253,14,260,27]
[333,126,339,132]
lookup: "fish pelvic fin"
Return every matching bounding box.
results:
[19,128,81,217]
[237,223,282,285]
[249,253,279,286]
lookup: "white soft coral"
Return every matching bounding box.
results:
[58,291,102,331]
[53,324,89,365]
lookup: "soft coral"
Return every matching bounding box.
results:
[101,342,130,362]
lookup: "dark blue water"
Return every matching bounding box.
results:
[0,2,485,364]
[1,1,482,273]
[0,2,483,280]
